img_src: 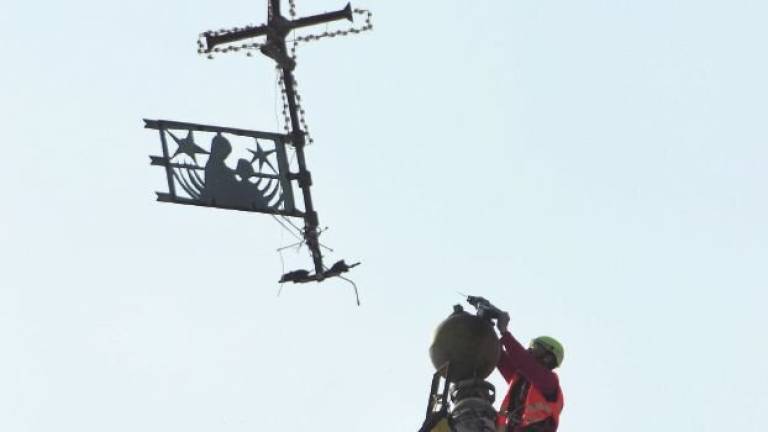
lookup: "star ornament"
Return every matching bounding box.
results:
[248,139,277,174]
[170,130,208,163]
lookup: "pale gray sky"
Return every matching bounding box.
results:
[2,0,767,431]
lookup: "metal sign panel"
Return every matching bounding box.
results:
[145,119,298,217]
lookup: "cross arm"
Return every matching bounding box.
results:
[289,3,353,31]
[203,2,353,52]
[205,25,269,51]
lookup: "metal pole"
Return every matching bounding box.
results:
[276,40,325,277]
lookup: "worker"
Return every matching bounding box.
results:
[495,311,565,432]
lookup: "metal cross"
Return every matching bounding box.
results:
[205,0,353,280]
[204,1,355,70]
[200,1,357,282]
[146,0,368,287]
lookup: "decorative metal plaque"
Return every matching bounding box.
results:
[145,119,299,217]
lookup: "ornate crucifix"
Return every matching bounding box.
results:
[144,0,372,286]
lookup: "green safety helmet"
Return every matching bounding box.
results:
[530,336,565,368]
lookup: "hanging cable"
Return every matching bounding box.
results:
[280,215,303,234]
[323,264,361,306]
[271,215,302,242]
[339,274,361,306]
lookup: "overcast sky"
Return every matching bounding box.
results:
[2,0,767,431]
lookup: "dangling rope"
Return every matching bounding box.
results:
[323,264,361,306]
[339,274,361,306]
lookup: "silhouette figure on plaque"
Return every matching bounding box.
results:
[200,133,279,209]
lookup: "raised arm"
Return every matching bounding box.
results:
[499,331,559,397]
[497,344,518,382]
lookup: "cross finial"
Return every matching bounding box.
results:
[202,1,354,69]
[190,0,371,283]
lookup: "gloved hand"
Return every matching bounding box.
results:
[496,311,510,334]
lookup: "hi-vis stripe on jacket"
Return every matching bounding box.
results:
[496,372,564,431]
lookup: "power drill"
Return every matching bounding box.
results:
[464,295,504,322]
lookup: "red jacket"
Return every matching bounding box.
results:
[496,332,563,432]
